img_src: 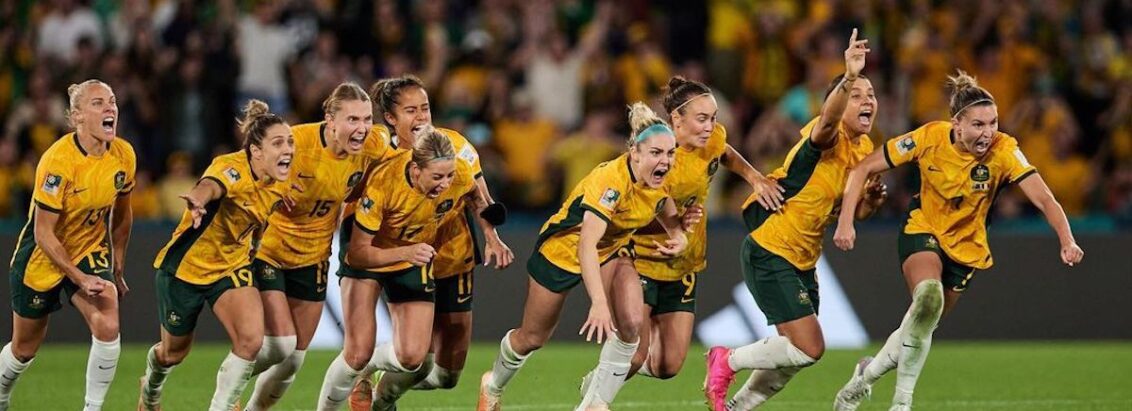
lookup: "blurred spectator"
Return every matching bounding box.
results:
[157,152,198,221]
[130,170,161,220]
[4,69,68,156]
[0,139,21,218]
[36,0,103,65]
[236,0,304,115]
[550,109,621,202]
[492,89,560,209]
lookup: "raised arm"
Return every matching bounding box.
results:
[811,29,870,150]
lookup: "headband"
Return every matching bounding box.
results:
[672,93,713,114]
[953,98,995,118]
[634,123,674,144]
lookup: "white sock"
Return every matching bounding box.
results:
[727,335,816,371]
[893,280,944,407]
[209,352,255,411]
[412,354,463,390]
[637,358,656,379]
[0,343,33,405]
[486,329,530,396]
[727,367,801,410]
[83,335,121,411]
[140,344,174,408]
[252,335,296,376]
[577,335,639,410]
[247,349,306,411]
[369,343,416,373]
[317,353,362,411]
[863,329,902,384]
[374,356,432,406]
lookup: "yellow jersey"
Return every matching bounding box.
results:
[154,152,291,285]
[10,134,136,291]
[350,149,476,273]
[538,154,670,274]
[633,124,728,281]
[885,121,1036,269]
[258,123,372,269]
[748,117,873,270]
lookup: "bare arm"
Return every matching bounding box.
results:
[179,178,225,229]
[833,150,892,250]
[722,143,786,210]
[345,224,434,269]
[577,211,616,343]
[811,29,870,150]
[468,177,514,268]
[854,175,888,221]
[1017,174,1084,266]
[111,193,133,296]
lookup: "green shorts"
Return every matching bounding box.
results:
[741,236,819,325]
[338,263,436,304]
[252,259,330,302]
[640,273,697,315]
[10,250,114,319]
[898,232,978,292]
[527,251,582,294]
[434,272,474,313]
[156,267,254,336]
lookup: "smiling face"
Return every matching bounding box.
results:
[410,158,456,198]
[671,95,718,149]
[384,86,432,146]
[326,99,374,155]
[72,82,118,143]
[952,103,999,158]
[250,123,295,181]
[630,132,677,188]
[840,77,877,136]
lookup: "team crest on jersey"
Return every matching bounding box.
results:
[360,197,375,213]
[114,171,127,190]
[599,188,620,210]
[436,199,454,216]
[347,171,364,188]
[896,136,916,155]
[29,295,45,310]
[42,174,62,195]
[682,196,697,209]
[926,236,938,249]
[970,164,991,182]
[224,167,242,183]
[707,158,721,176]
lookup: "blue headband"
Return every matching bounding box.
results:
[634,124,673,144]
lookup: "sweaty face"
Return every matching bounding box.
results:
[673,95,718,149]
[257,123,295,181]
[840,78,877,136]
[631,133,677,188]
[953,104,999,158]
[385,87,432,146]
[75,83,118,143]
[412,159,456,198]
[328,99,374,155]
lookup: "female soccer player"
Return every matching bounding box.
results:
[351,76,513,411]
[0,80,135,411]
[242,83,375,410]
[139,100,294,411]
[703,29,886,411]
[316,128,484,411]
[477,102,688,411]
[615,76,783,387]
[831,71,1084,411]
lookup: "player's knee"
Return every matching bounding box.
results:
[90,316,119,342]
[396,349,429,372]
[159,346,188,366]
[233,334,263,360]
[911,279,944,322]
[344,347,374,371]
[653,355,686,379]
[438,372,461,389]
[513,329,549,353]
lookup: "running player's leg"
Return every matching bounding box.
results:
[248,296,322,410]
[890,251,945,409]
[0,314,48,408]
[318,276,379,411]
[253,290,296,375]
[139,330,194,410]
[478,276,569,409]
[626,304,654,378]
[71,283,121,411]
[368,300,434,409]
[140,269,206,410]
[579,258,644,410]
[643,311,694,379]
[414,271,473,391]
[211,286,265,411]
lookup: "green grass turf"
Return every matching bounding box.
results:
[8,341,1132,410]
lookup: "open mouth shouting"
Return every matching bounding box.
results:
[972,136,992,156]
[276,155,293,179]
[101,116,116,137]
[857,106,874,129]
[347,131,367,151]
[649,164,670,186]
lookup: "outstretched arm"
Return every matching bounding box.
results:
[1017,174,1084,266]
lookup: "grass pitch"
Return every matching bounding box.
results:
[9,341,1132,410]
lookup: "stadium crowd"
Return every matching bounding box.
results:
[1,0,1130,224]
